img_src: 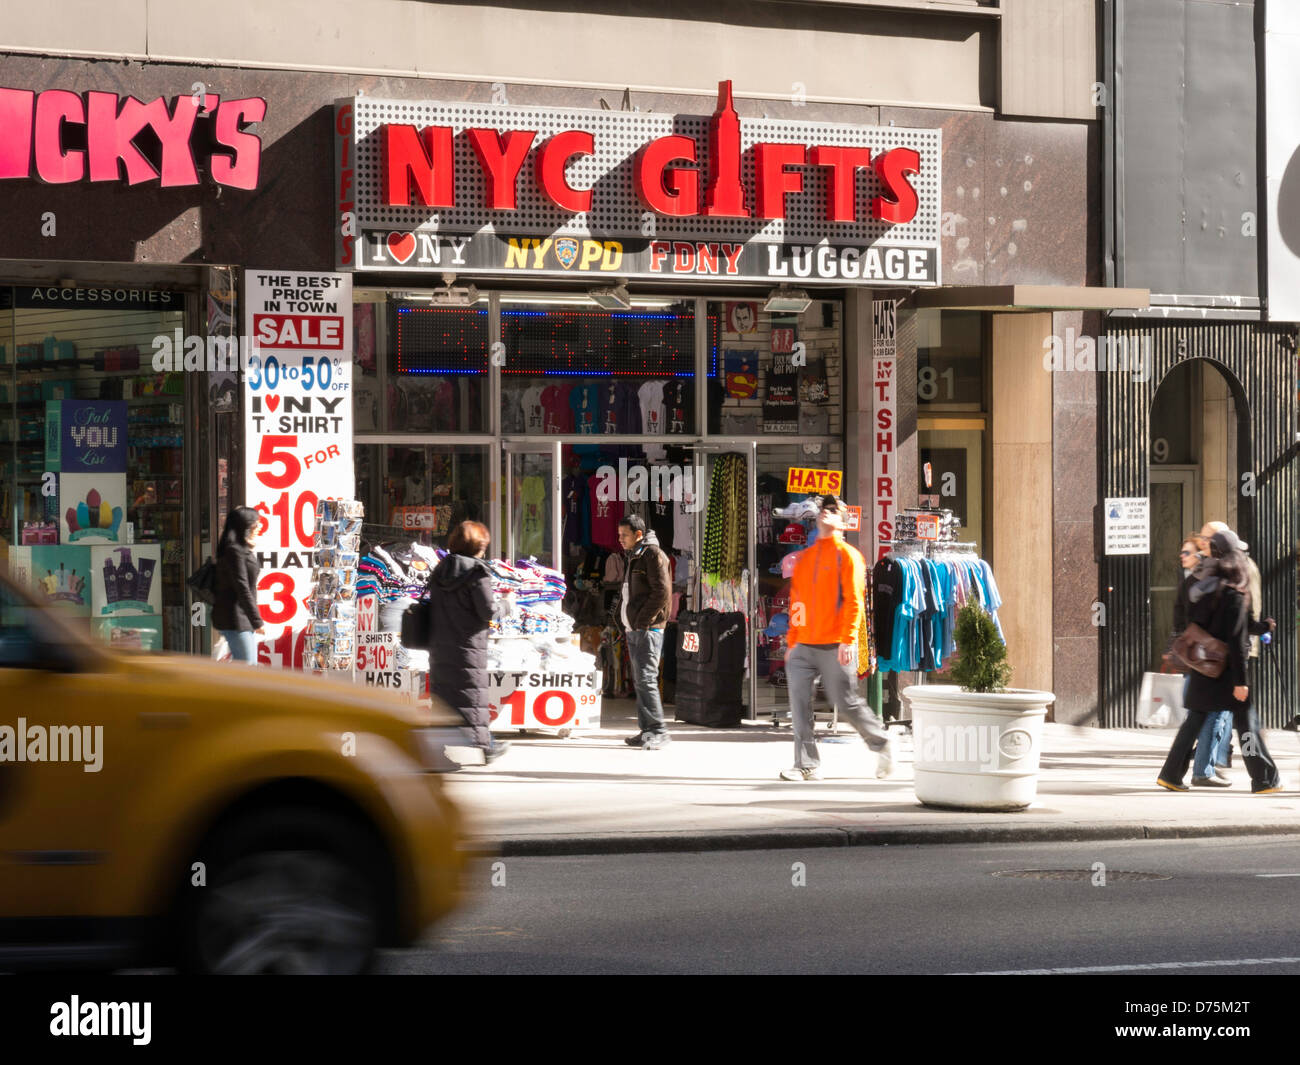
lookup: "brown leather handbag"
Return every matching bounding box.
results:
[1171,622,1229,678]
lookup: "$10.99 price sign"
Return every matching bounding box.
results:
[487,669,601,733]
[243,270,353,669]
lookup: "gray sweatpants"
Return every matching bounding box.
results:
[787,642,889,769]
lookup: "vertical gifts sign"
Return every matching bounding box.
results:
[243,271,353,668]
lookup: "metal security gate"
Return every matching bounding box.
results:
[1099,321,1298,727]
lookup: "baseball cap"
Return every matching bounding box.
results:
[764,612,790,637]
[819,494,843,513]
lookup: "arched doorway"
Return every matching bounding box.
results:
[1098,321,1296,728]
[1147,358,1249,672]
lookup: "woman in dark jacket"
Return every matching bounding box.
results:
[1157,532,1283,793]
[427,520,509,764]
[212,506,264,664]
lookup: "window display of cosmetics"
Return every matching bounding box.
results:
[102,549,156,612]
[308,498,365,672]
[38,563,87,604]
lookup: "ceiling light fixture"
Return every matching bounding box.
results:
[588,284,632,310]
[763,285,812,313]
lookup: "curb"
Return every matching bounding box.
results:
[464,820,1300,857]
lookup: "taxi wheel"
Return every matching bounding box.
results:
[179,808,383,975]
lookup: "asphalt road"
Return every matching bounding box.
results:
[378,836,1300,975]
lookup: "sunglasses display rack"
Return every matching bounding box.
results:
[307,498,364,675]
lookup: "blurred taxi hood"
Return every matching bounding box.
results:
[114,652,459,729]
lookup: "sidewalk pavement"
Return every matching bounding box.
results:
[445,698,1300,856]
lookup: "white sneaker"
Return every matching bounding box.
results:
[875,739,894,779]
[779,767,822,781]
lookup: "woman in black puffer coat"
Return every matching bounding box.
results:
[1157,532,1283,793]
[427,521,509,764]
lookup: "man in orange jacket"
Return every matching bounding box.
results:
[780,494,893,781]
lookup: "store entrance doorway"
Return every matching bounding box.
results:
[502,441,561,572]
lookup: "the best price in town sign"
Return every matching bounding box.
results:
[336,81,941,284]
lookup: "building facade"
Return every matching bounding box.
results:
[2,0,1146,721]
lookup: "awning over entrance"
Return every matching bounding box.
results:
[913,285,1150,312]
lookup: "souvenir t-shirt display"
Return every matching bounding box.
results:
[541,383,574,433]
[588,478,624,549]
[663,378,691,434]
[562,474,588,548]
[599,379,641,434]
[518,476,548,559]
[724,350,758,398]
[502,382,528,432]
[521,384,546,433]
[570,381,601,435]
[650,486,675,551]
[798,406,830,435]
[799,357,830,404]
[638,380,667,436]
[762,367,799,433]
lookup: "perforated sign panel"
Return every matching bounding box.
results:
[337,95,941,285]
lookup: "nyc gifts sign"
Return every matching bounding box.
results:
[337,81,941,283]
[243,270,353,669]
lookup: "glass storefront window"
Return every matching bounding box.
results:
[499,297,701,437]
[352,291,489,434]
[354,443,489,551]
[1,285,190,651]
[916,309,984,411]
[707,300,841,436]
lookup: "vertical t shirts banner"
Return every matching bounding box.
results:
[243,270,354,669]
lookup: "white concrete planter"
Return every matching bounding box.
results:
[903,684,1054,811]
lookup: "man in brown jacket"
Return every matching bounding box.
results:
[618,515,673,749]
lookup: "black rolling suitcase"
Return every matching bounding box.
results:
[674,609,745,727]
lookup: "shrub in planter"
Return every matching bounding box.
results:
[948,601,1011,694]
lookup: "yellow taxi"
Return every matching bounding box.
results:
[0,569,465,973]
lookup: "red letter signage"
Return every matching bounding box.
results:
[0,86,265,190]
[871,147,921,225]
[634,135,700,217]
[467,128,537,210]
[810,145,873,222]
[754,142,807,220]
[384,124,454,207]
[703,80,749,218]
[535,129,595,213]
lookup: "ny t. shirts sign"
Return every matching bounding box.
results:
[243,271,353,668]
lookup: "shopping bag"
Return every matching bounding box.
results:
[1136,671,1187,728]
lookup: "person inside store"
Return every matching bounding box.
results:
[780,494,894,782]
[1157,531,1283,793]
[212,506,265,665]
[618,514,673,750]
[425,520,510,764]
[1164,533,1231,785]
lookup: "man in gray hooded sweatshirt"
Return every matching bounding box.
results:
[617,514,672,749]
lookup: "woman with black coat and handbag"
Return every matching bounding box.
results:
[1157,532,1283,793]
[425,520,509,765]
[212,506,265,664]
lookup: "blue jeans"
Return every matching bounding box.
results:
[1192,710,1232,779]
[1160,702,1282,792]
[626,628,667,735]
[220,629,257,664]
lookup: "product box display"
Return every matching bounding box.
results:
[90,544,163,617]
[8,545,93,617]
[59,473,128,543]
